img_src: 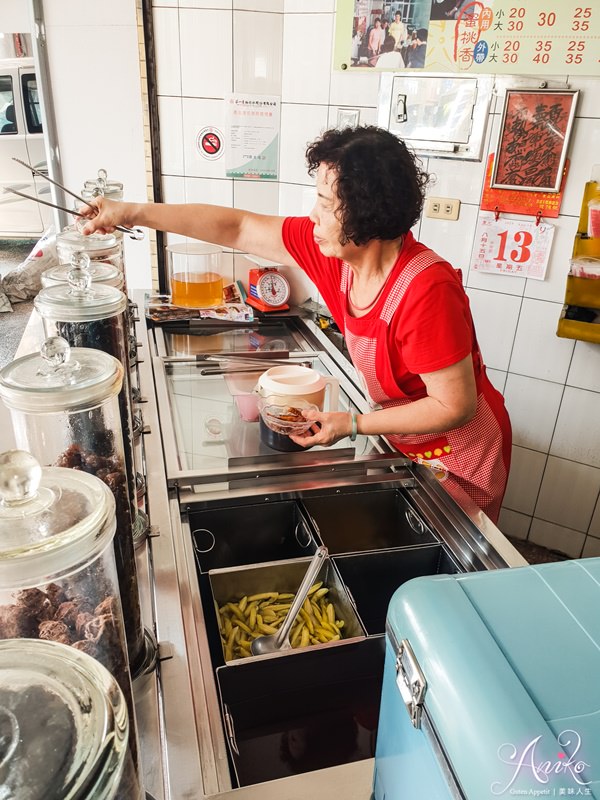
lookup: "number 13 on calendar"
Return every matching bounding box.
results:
[471,212,555,280]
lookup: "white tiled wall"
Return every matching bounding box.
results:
[153,5,600,556]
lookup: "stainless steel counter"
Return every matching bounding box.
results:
[4,297,526,800]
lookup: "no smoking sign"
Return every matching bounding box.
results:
[196,126,224,161]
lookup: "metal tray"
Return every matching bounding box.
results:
[333,544,461,635]
[190,499,316,573]
[208,556,366,665]
[216,635,385,787]
[302,486,438,554]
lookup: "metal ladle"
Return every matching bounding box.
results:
[251,545,328,656]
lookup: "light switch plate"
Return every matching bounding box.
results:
[425,197,461,221]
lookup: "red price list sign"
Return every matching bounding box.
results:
[444,0,599,75]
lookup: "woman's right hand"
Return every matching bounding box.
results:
[77,196,136,236]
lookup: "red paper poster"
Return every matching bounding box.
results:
[481,154,568,218]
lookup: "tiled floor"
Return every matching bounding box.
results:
[509,537,571,565]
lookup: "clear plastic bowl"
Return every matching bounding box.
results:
[258,398,319,436]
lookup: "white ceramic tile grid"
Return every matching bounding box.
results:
[165,231,189,246]
[153,0,178,7]
[535,455,600,532]
[158,96,185,176]
[497,507,531,541]
[233,11,283,96]
[234,0,283,9]
[465,288,522,372]
[590,494,600,538]
[233,180,280,215]
[329,70,380,109]
[568,340,600,394]
[154,7,182,96]
[162,175,185,204]
[279,104,329,185]
[284,0,334,11]
[279,182,317,216]
[180,0,232,11]
[427,115,497,207]
[529,518,585,559]
[281,13,334,105]
[184,175,234,207]
[279,263,319,303]
[559,117,600,217]
[582,535,600,559]
[509,297,575,383]
[550,386,600,469]
[43,0,136,25]
[524,214,580,304]
[486,368,507,394]
[179,9,233,99]
[419,202,479,277]
[502,446,547,516]
[567,76,600,119]
[503,373,564,452]
[326,106,378,130]
[182,97,228,178]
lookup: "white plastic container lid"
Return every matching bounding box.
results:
[0,338,123,413]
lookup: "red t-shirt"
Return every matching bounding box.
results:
[282,216,482,401]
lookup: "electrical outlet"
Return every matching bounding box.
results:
[425,197,461,221]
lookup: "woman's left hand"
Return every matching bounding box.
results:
[288,410,353,448]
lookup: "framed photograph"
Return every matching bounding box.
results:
[491,89,579,193]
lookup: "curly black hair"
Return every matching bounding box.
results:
[306,126,430,246]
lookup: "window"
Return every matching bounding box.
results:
[21,73,43,134]
[0,75,17,135]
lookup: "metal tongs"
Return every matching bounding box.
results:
[197,352,315,375]
[3,158,145,240]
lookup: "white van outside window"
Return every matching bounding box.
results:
[0,57,53,238]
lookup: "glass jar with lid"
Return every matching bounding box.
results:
[57,225,124,275]
[0,450,143,798]
[34,269,148,551]
[82,167,124,201]
[42,256,125,291]
[0,637,142,799]
[0,340,146,676]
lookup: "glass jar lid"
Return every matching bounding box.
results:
[0,338,123,413]
[57,226,120,256]
[0,638,128,800]
[35,266,127,321]
[0,450,115,588]
[42,261,123,290]
[83,168,123,199]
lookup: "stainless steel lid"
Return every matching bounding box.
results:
[0,637,128,800]
[0,450,115,588]
[0,338,123,413]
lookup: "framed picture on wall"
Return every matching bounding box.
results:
[491,89,579,193]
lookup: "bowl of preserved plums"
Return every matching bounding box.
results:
[258,398,318,452]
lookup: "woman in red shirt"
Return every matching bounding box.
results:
[80,126,511,522]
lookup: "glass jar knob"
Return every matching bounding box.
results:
[37,337,80,382]
[97,168,108,182]
[0,450,42,507]
[67,263,93,295]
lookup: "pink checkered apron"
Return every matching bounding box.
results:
[341,253,510,523]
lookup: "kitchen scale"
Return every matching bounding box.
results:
[246,266,290,313]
